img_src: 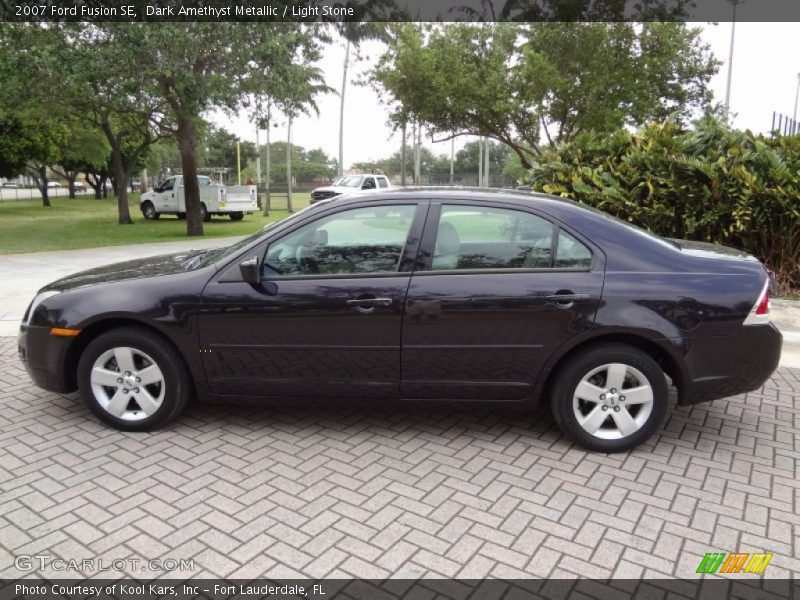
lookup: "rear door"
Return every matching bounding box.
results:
[401,200,605,400]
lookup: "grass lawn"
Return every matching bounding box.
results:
[0,193,311,254]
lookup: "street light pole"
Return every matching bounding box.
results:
[724,0,739,114]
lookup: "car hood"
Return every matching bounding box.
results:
[42,251,208,292]
[313,186,370,194]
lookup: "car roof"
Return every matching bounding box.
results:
[330,186,588,219]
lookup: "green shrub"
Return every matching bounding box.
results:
[525,118,800,294]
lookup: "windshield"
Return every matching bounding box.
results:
[194,204,320,268]
[338,176,364,188]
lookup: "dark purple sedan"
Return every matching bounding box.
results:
[18,189,781,451]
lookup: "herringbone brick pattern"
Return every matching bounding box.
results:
[0,336,798,579]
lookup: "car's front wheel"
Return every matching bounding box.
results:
[551,344,667,452]
[77,327,191,431]
[141,201,159,220]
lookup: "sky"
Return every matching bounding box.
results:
[212,20,800,169]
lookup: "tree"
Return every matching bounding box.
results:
[52,124,110,198]
[119,23,326,235]
[455,140,512,174]
[0,24,166,222]
[372,23,718,168]
[199,126,257,178]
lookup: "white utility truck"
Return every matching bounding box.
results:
[140,175,257,221]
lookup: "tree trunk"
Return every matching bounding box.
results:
[111,142,132,224]
[338,40,350,179]
[67,172,77,198]
[32,164,50,207]
[87,173,102,199]
[176,115,203,236]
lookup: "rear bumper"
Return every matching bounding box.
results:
[679,323,782,405]
[17,324,76,393]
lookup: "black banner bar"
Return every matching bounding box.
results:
[1,0,799,22]
[1,579,798,600]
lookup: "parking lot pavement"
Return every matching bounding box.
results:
[1,336,798,580]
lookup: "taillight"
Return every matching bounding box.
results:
[743,279,770,325]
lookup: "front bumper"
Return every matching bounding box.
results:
[679,323,783,405]
[18,324,76,393]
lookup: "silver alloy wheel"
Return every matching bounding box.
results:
[572,362,654,440]
[89,346,165,421]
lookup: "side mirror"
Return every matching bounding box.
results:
[239,257,261,284]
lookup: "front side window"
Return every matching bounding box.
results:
[264,205,417,276]
[432,205,554,270]
[160,178,175,191]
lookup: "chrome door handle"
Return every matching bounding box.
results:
[346,297,393,307]
[545,293,590,302]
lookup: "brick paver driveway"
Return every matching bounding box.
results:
[1,335,798,579]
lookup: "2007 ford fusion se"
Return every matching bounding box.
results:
[18,189,782,452]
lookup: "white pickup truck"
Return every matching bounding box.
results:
[310,174,391,204]
[140,175,258,221]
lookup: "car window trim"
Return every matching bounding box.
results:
[417,199,598,273]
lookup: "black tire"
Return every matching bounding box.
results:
[229,212,244,221]
[200,203,211,222]
[77,327,192,431]
[177,212,186,220]
[141,201,159,220]
[550,344,667,453]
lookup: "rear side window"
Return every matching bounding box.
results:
[430,204,592,271]
[432,205,554,270]
[555,230,592,268]
[378,177,389,188]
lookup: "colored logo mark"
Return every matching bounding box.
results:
[696,552,772,574]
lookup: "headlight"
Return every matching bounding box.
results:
[22,290,60,325]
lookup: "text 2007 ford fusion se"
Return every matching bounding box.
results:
[18,189,781,452]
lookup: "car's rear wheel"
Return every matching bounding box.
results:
[200,203,211,222]
[77,327,191,431]
[551,344,667,452]
[141,201,159,220]
[229,212,244,221]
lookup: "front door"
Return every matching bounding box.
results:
[156,177,178,212]
[199,202,426,398]
[401,201,605,400]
